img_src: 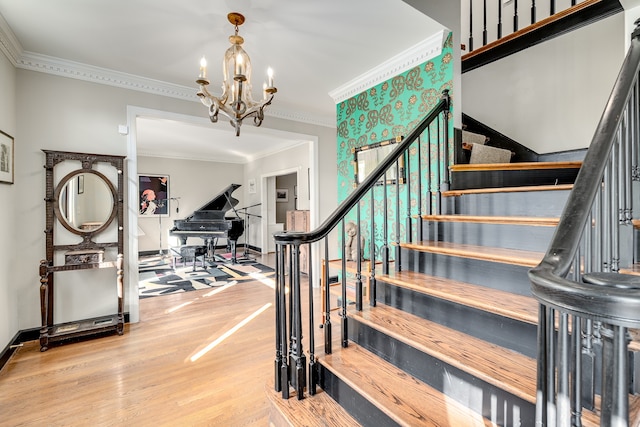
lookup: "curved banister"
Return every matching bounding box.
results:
[273,90,450,245]
[528,29,640,326]
[529,20,640,426]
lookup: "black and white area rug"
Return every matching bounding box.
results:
[138,254,274,298]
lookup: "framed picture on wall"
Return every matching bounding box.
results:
[276,188,288,202]
[138,174,169,216]
[0,130,14,184]
[248,178,256,194]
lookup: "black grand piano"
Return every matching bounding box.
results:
[169,183,244,263]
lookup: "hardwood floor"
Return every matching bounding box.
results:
[0,253,295,426]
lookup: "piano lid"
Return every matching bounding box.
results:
[185,183,242,220]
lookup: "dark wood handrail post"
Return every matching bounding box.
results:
[497,0,503,39]
[483,0,488,45]
[469,0,474,51]
[440,90,451,195]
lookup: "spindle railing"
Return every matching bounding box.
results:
[529,21,640,427]
[464,0,591,53]
[273,90,451,399]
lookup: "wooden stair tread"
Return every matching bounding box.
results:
[443,184,573,197]
[399,240,543,267]
[450,161,582,172]
[420,214,559,227]
[350,304,537,404]
[266,382,361,427]
[379,270,538,325]
[319,344,494,426]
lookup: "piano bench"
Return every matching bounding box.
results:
[171,245,208,272]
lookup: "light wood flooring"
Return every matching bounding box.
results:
[0,253,293,426]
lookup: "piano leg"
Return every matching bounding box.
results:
[230,239,238,264]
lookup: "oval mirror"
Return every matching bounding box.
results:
[54,170,117,234]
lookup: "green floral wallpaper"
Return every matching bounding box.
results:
[335,33,454,259]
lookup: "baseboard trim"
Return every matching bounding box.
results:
[0,312,131,372]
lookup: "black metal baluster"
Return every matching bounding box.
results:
[600,324,630,426]
[483,0,488,45]
[531,0,536,24]
[550,0,555,15]
[435,118,441,215]
[514,0,519,32]
[557,312,570,422]
[497,0,503,38]
[290,243,306,400]
[395,158,401,272]
[572,315,583,427]
[323,237,332,354]
[546,307,556,423]
[535,304,548,426]
[307,243,316,396]
[382,170,389,274]
[441,90,451,194]
[355,203,362,311]
[417,135,424,242]
[369,188,377,308]
[274,242,283,392]
[277,243,289,398]
[406,143,412,244]
[469,0,474,51]
[341,220,348,348]
[426,126,432,215]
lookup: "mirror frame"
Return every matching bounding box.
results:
[53,169,118,236]
[352,136,406,187]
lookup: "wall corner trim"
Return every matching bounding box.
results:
[328,29,446,104]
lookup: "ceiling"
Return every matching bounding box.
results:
[0,0,445,162]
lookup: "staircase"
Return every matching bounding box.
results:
[268,172,640,426]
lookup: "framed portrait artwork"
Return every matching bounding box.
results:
[0,130,14,184]
[138,174,169,216]
[276,188,288,202]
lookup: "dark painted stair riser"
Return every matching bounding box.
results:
[376,280,537,358]
[451,168,579,191]
[346,320,536,427]
[318,364,397,427]
[443,188,571,217]
[423,220,555,252]
[402,248,533,296]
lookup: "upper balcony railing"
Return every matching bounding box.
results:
[462,0,623,72]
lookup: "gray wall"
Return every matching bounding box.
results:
[136,156,244,253]
[0,44,16,349]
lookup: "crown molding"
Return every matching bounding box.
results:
[0,12,22,66]
[328,29,447,104]
[0,17,336,129]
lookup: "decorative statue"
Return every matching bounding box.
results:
[344,221,364,261]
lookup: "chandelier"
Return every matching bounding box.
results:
[196,12,277,137]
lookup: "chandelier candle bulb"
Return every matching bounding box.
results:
[267,67,274,87]
[199,56,207,79]
[236,54,244,76]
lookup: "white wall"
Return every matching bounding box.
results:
[244,141,314,252]
[463,13,625,154]
[0,47,16,348]
[136,156,244,253]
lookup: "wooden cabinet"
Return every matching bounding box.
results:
[286,210,310,274]
[38,150,125,351]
